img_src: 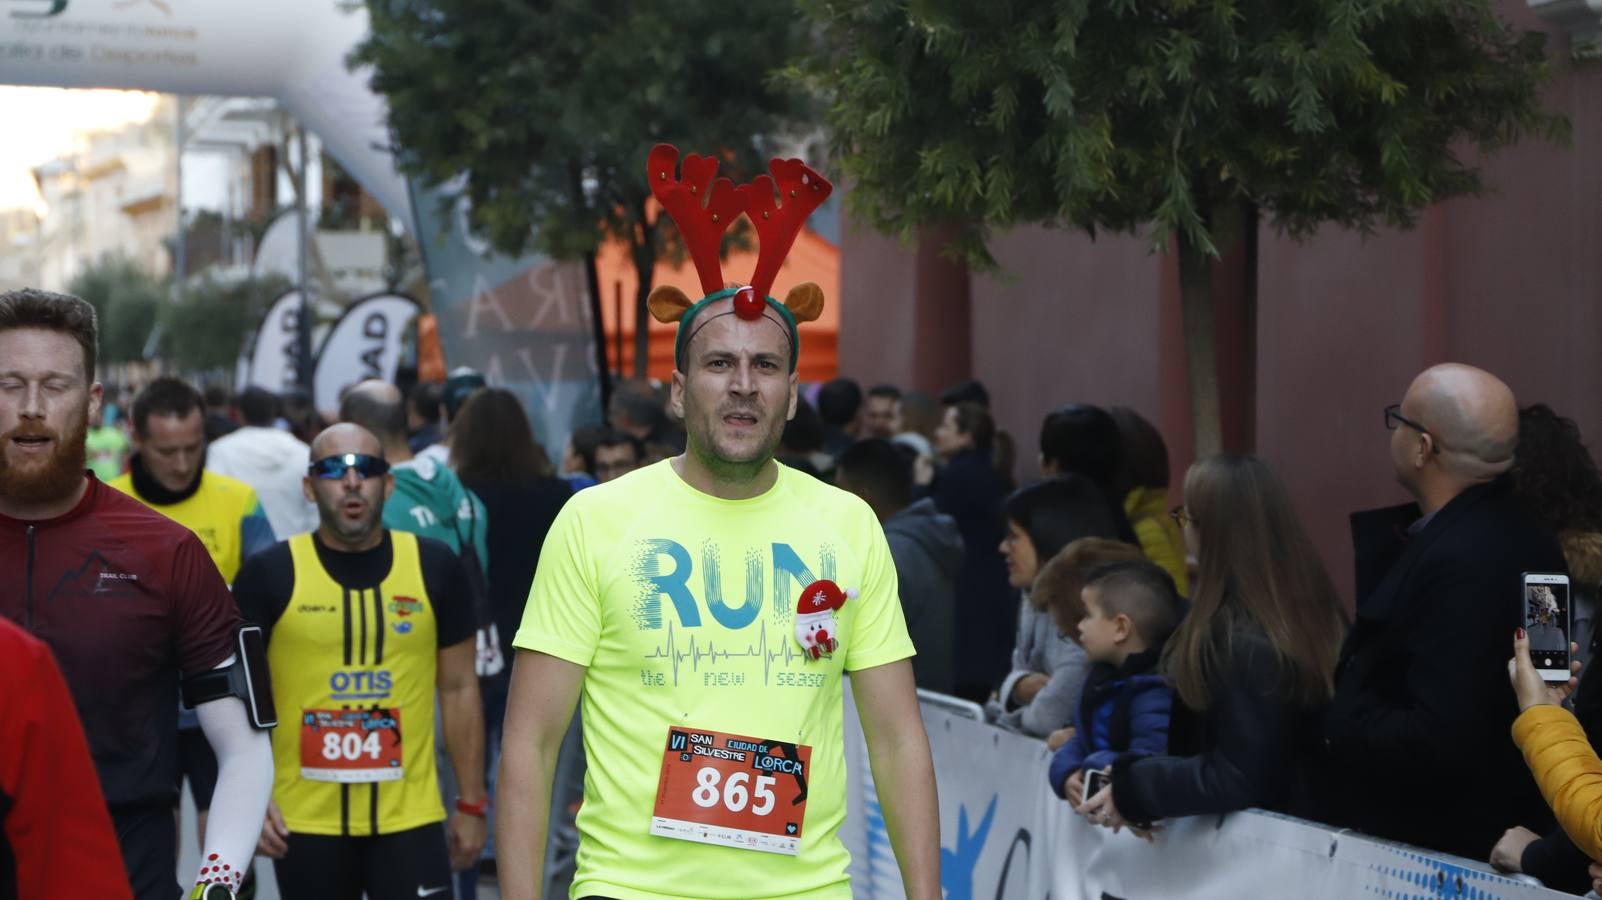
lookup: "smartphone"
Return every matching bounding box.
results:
[236,624,278,728]
[1083,767,1111,804]
[1522,572,1572,683]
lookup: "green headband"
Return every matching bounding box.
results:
[674,287,801,374]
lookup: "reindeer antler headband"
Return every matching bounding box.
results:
[645,144,833,373]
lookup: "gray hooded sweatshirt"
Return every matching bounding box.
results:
[882,498,964,694]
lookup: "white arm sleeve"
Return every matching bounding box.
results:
[192,676,274,893]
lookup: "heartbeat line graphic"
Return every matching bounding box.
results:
[645,620,810,686]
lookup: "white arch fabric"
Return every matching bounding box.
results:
[0,0,415,235]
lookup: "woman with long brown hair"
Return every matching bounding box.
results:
[450,389,573,664]
[1083,454,1347,829]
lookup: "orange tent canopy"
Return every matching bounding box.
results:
[593,226,840,384]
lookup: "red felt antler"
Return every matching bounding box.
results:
[737,157,833,301]
[648,144,742,297]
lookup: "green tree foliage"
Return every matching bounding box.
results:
[67,255,165,364]
[797,0,1567,453]
[162,275,291,373]
[354,0,810,375]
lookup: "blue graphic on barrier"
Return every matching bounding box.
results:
[940,795,997,900]
[1365,846,1530,899]
[864,793,894,891]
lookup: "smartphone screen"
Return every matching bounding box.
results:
[1523,573,1571,682]
[1083,768,1111,803]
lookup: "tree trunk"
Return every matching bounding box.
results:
[583,249,612,415]
[632,217,655,379]
[632,268,652,379]
[1179,230,1223,460]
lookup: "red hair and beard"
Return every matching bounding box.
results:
[0,402,89,505]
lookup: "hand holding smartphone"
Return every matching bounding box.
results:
[1522,572,1573,683]
[1082,767,1111,805]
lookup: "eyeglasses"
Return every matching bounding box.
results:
[1383,404,1442,454]
[1169,505,1194,527]
[308,453,391,480]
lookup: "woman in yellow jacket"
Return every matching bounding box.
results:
[1109,407,1189,595]
[1509,626,1599,890]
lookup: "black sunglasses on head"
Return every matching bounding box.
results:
[308,453,391,480]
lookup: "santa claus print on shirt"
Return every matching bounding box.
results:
[795,579,855,660]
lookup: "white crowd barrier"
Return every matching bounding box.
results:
[841,689,1573,899]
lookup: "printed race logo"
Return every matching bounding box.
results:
[328,669,392,701]
[47,552,140,601]
[388,596,423,618]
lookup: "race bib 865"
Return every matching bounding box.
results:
[650,726,813,856]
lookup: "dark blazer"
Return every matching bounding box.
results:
[1319,476,1565,860]
[929,448,1016,698]
[1111,619,1323,824]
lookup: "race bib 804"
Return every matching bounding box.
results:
[650,726,813,856]
[299,707,403,783]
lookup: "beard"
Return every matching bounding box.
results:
[315,490,384,544]
[0,408,89,506]
[688,399,786,479]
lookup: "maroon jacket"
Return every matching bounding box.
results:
[0,474,238,813]
[0,616,132,900]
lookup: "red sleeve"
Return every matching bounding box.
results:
[170,531,241,676]
[1,626,133,900]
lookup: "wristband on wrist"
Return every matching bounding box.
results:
[188,885,235,900]
[457,796,489,818]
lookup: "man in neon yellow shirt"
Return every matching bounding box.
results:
[85,404,129,481]
[498,147,939,900]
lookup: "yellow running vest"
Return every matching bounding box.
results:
[108,471,258,583]
[268,532,444,836]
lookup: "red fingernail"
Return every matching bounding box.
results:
[1517,627,1526,640]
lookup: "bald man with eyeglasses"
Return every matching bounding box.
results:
[232,423,487,899]
[1318,364,1568,861]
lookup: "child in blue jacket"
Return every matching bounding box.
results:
[1049,560,1183,802]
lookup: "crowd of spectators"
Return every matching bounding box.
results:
[58,356,1602,896]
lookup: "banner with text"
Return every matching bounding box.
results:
[244,289,306,395]
[842,695,1571,900]
[312,293,420,414]
[410,179,602,457]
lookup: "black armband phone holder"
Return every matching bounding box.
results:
[181,624,277,729]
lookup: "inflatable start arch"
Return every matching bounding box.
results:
[0,0,413,231]
[0,0,606,453]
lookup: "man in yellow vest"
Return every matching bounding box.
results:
[108,376,276,861]
[233,422,487,898]
[110,377,275,583]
